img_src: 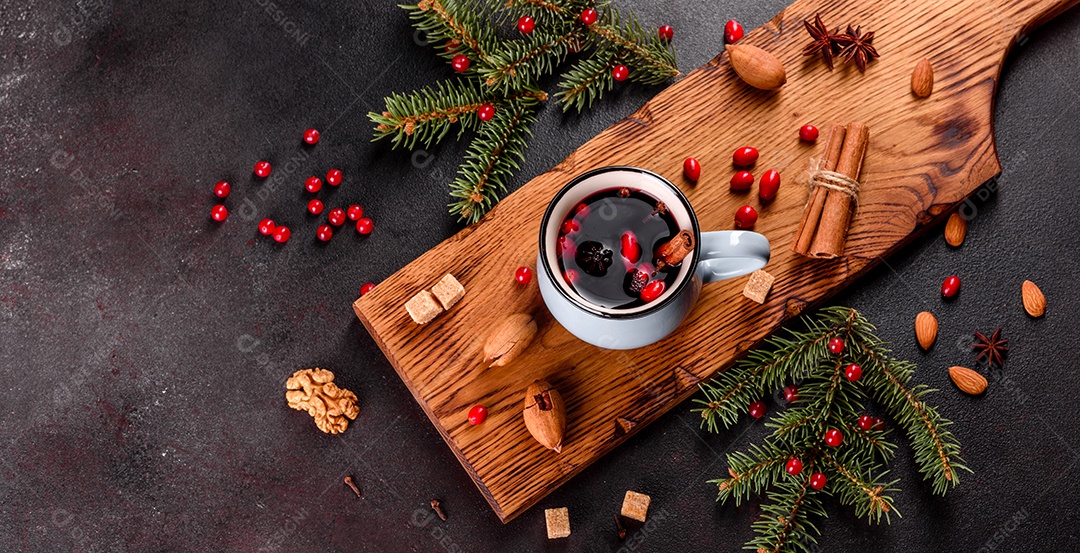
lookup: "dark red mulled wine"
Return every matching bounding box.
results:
[556,187,687,310]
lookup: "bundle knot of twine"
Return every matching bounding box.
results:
[806,158,861,205]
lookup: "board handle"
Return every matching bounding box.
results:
[1004,0,1080,37]
[694,231,771,284]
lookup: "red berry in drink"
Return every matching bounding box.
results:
[844,363,863,382]
[557,235,576,257]
[724,19,744,44]
[561,219,580,235]
[640,280,665,302]
[515,266,532,285]
[210,204,228,222]
[468,405,488,425]
[326,169,342,186]
[824,428,844,446]
[307,199,324,215]
[347,204,364,221]
[574,203,589,217]
[827,337,845,354]
[580,8,597,25]
[734,205,757,228]
[732,146,759,167]
[730,170,754,191]
[759,169,781,201]
[858,414,874,431]
[316,224,333,242]
[451,54,470,72]
[810,472,827,490]
[272,226,290,243]
[303,128,320,145]
[517,15,535,34]
[258,218,276,235]
[683,157,701,181]
[783,385,799,402]
[612,64,629,82]
[748,400,766,419]
[620,231,641,263]
[785,458,803,476]
[799,124,819,142]
[254,161,272,177]
[658,25,673,41]
[564,269,579,283]
[327,208,346,227]
[941,275,961,298]
[477,104,495,121]
[213,180,231,199]
[356,217,374,235]
[360,282,375,296]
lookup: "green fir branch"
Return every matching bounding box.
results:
[554,53,618,113]
[585,5,678,84]
[402,0,498,67]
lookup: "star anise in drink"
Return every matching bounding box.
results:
[835,25,880,73]
[972,328,1008,368]
[802,14,842,70]
[575,241,613,277]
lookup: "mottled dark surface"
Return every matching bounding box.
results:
[1,1,1079,552]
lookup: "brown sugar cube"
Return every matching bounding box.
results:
[431,273,465,310]
[621,490,651,523]
[405,290,443,324]
[544,507,571,539]
[742,269,775,304]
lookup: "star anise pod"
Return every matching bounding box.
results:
[575,241,613,277]
[972,328,1009,368]
[834,25,879,73]
[802,14,842,70]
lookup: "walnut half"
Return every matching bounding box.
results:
[285,368,359,434]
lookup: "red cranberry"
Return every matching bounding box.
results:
[799,124,819,142]
[561,219,580,235]
[844,363,863,382]
[730,170,754,191]
[303,128,320,145]
[683,157,701,181]
[347,204,364,221]
[620,231,641,263]
[356,217,374,235]
[734,205,758,228]
[517,15,535,34]
[477,104,495,121]
[359,282,375,296]
[574,203,589,217]
[724,19,744,44]
[824,428,844,447]
[327,208,346,227]
[658,25,674,41]
[872,417,885,431]
[258,218,276,236]
[564,269,580,283]
[254,161,272,178]
[810,472,827,490]
[316,224,333,242]
[612,64,629,82]
[213,180,231,199]
[272,226,291,243]
[468,405,488,425]
[515,266,532,285]
[941,275,961,298]
[759,170,781,202]
[557,235,576,257]
[732,146,759,167]
[857,414,874,431]
[783,385,799,402]
[444,39,460,52]
[640,280,665,302]
[210,204,228,222]
[307,199,324,215]
[326,169,343,186]
[748,400,766,419]
[451,54,470,72]
[785,458,803,476]
[827,337,845,354]
[305,176,323,193]
[580,8,597,25]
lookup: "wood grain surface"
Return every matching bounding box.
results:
[353,0,1078,522]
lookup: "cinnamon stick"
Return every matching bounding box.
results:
[792,125,847,255]
[809,122,870,258]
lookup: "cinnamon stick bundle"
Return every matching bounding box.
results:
[791,122,870,258]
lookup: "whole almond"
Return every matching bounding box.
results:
[523,380,566,453]
[911,58,934,98]
[483,313,537,367]
[944,212,967,247]
[914,311,938,350]
[948,366,987,395]
[726,44,786,90]
[1021,280,1046,317]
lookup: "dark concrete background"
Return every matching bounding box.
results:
[1,0,1079,551]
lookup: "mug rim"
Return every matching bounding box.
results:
[538,166,702,320]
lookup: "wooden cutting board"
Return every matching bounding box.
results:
[354,0,1077,523]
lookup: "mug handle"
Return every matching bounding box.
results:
[694,231,771,284]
